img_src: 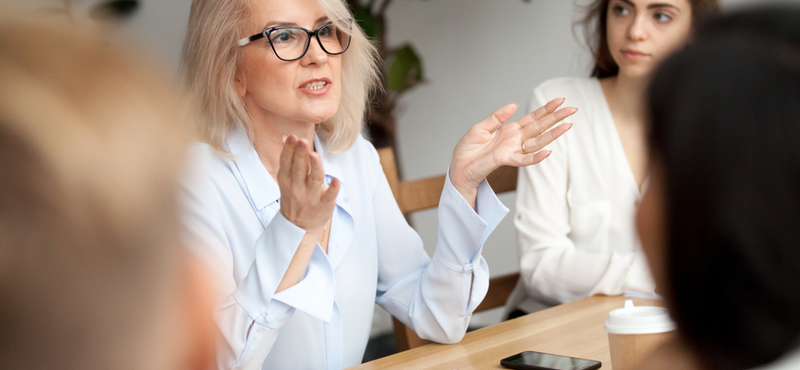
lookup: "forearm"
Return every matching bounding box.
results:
[520,246,654,303]
[276,230,321,292]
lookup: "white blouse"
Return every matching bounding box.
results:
[507,77,655,314]
[180,127,508,370]
[753,346,800,370]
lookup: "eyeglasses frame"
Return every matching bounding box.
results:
[238,20,353,62]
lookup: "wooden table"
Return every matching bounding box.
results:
[351,296,662,370]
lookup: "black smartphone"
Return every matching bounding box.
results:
[500,351,602,370]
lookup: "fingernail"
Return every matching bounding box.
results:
[568,123,574,129]
[282,135,288,144]
[544,150,552,159]
[297,140,306,149]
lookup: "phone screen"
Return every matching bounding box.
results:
[501,351,601,370]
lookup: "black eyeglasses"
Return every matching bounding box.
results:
[238,20,353,61]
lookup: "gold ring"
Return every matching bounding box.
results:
[522,142,527,154]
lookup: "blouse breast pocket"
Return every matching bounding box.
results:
[568,199,611,253]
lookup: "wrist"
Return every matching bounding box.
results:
[449,165,480,192]
[303,225,325,238]
[280,210,324,236]
[298,228,324,252]
[448,167,479,210]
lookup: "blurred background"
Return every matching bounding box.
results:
[4,0,794,360]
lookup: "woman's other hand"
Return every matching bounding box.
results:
[449,98,576,208]
[278,135,339,235]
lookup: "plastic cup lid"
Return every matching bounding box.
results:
[604,300,677,334]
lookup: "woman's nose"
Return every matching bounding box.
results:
[301,38,328,66]
[628,15,648,41]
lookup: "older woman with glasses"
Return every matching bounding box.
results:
[180,0,575,369]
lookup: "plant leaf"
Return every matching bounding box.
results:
[387,44,424,93]
[353,5,379,40]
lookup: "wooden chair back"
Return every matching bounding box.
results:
[377,147,521,352]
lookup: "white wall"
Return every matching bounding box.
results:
[114,0,192,73]
[1,0,191,75]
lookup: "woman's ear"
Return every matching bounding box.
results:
[180,254,218,370]
[234,68,247,98]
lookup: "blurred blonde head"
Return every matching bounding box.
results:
[0,17,211,370]
[181,0,380,154]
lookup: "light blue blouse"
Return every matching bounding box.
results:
[180,127,508,370]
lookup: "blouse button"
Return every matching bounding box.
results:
[462,263,474,272]
[264,314,275,323]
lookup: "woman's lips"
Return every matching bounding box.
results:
[299,79,332,95]
[621,49,650,61]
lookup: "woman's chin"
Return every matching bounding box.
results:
[298,89,341,124]
[303,107,339,124]
[618,64,655,80]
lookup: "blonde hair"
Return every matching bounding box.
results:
[0,18,191,370]
[181,0,380,154]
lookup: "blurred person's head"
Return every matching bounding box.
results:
[581,0,719,79]
[0,18,215,370]
[181,0,379,154]
[637,6,800,370]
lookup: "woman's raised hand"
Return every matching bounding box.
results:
[278,135,339,234]
[449,98,576,207]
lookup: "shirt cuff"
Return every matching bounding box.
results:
[234,212,332,324]
[475,174,509,245]
[255,241,336,328]
[257,299,295,330]
[433,169,510,271]
[271,243,336,323]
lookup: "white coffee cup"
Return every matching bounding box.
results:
[604,300,676,370]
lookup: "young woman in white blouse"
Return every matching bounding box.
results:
[180,0,575,368]
[506,0,719,316]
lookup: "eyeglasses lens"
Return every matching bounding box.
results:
[317,23,351,55]
[267,22,352,60]
[268,28,308,60]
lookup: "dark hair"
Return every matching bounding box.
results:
[647,6,800,370]
[580,0,720,78]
